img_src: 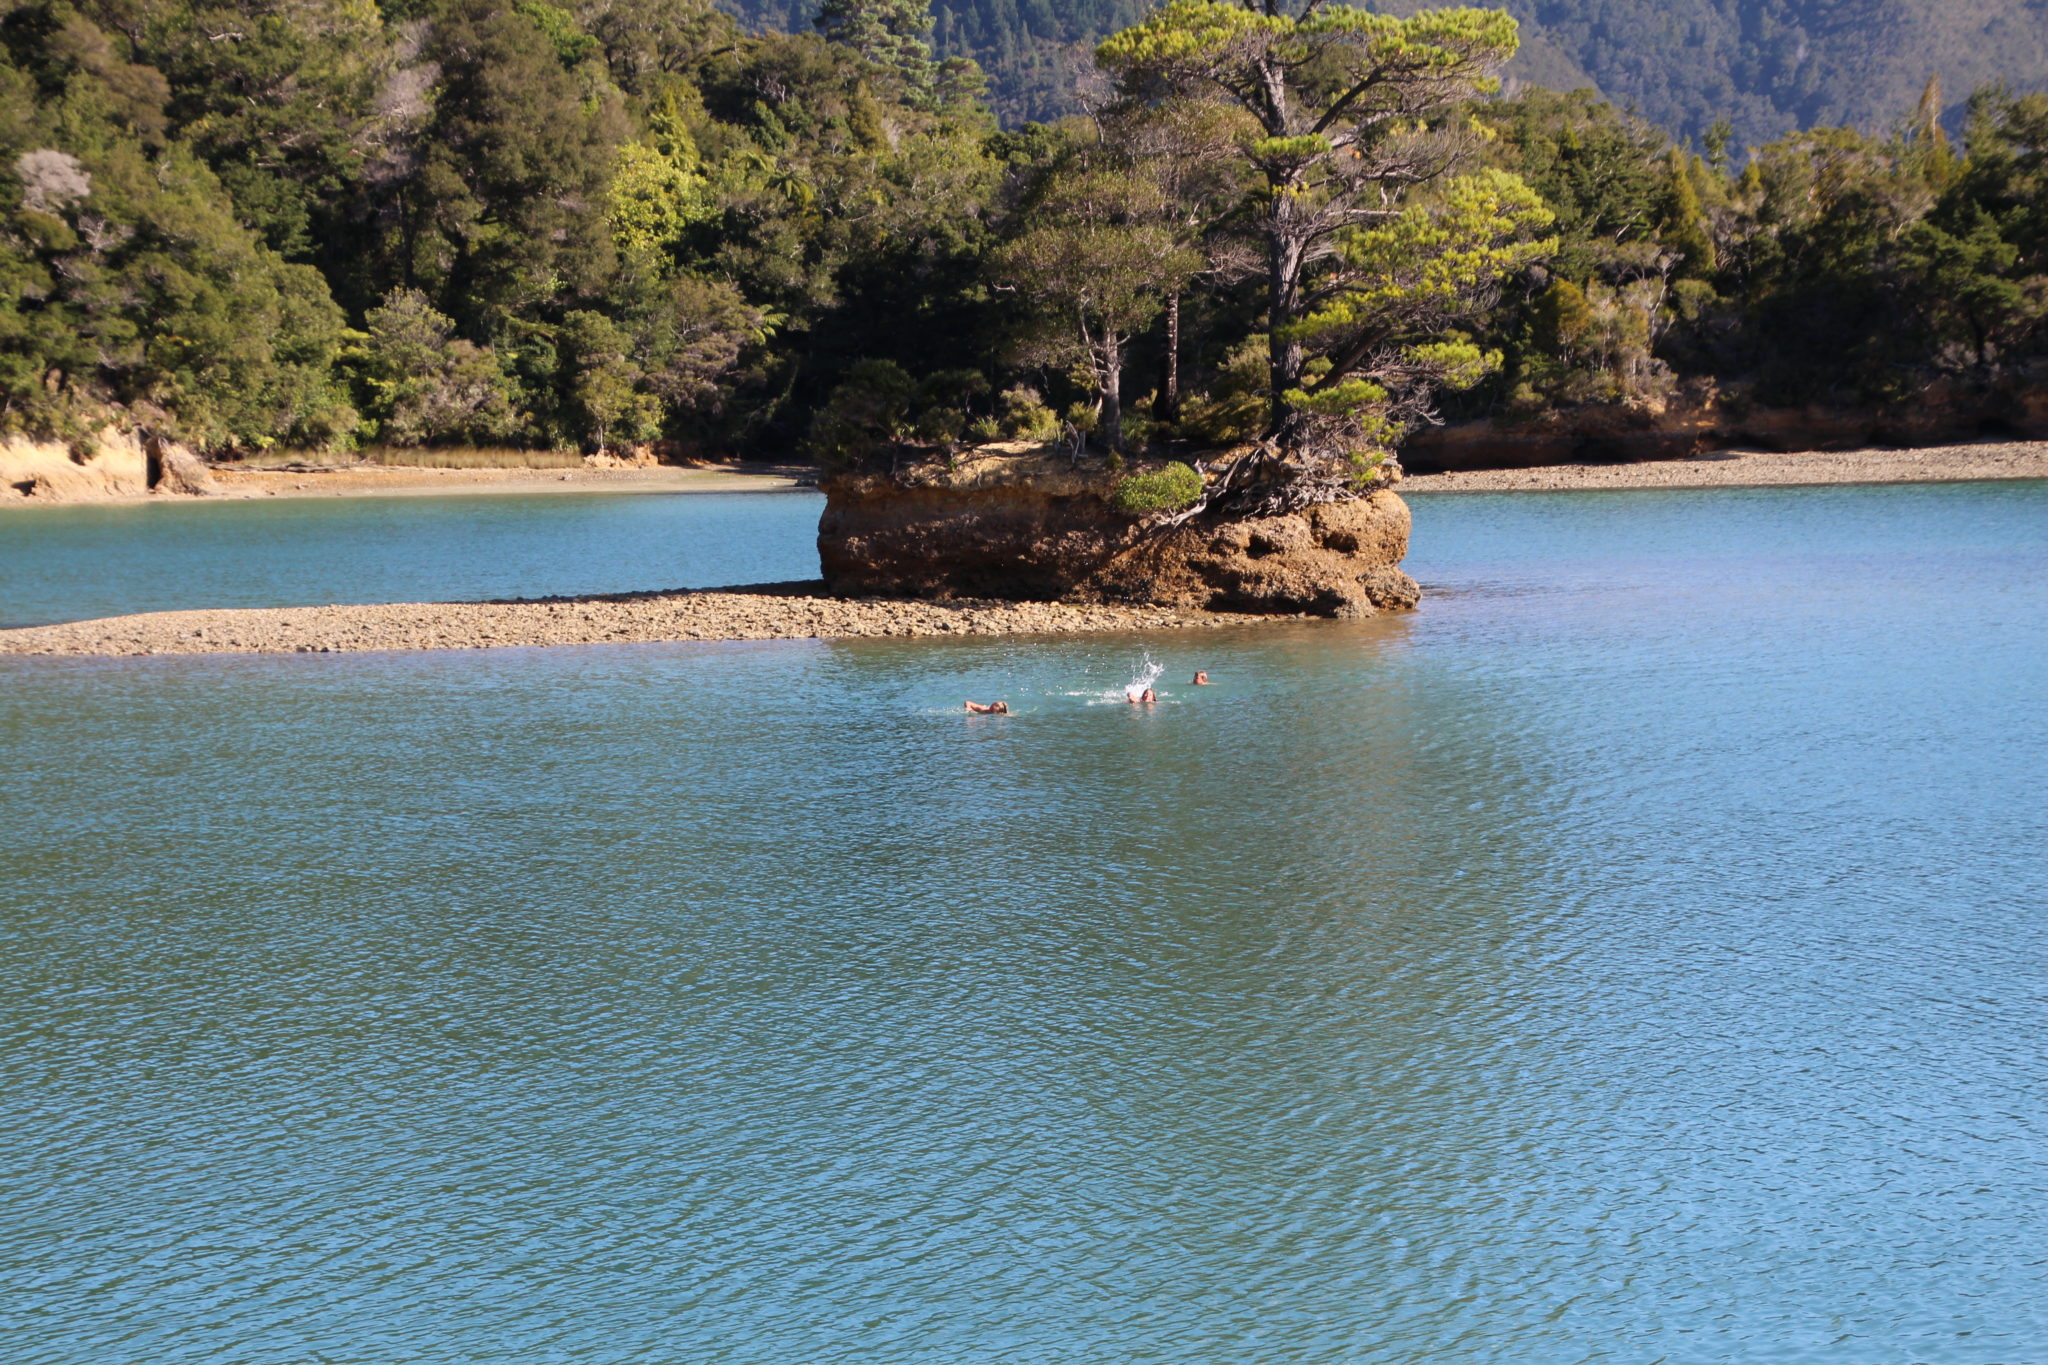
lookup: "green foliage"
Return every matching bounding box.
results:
[558,309,663,450]
[807,357,917,464]
[1895,207,2044,369]
[991,161,1201,448]
[608,140,712,259]
[736,0,2048,176]
[354,290,519,447]
[0,73,357,450]
[1108,459,1201,514]
[0,0,998,455]
[1530,279,1593,355]
[4,0,2045,470]
[1097,3,1539,484]
[1289,171,1555,341]
[1658,149,1716,279]
[815,0,936,96]
[1173,339,1268,446]
[912,405,965,442]
[398,0,628,334]
[998,385,1059,440]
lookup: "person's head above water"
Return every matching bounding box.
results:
[1192,670,1209,685]
[964,700,1009,714]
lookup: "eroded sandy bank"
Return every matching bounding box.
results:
[1398,439,2048,493]
[0,584,1261,657]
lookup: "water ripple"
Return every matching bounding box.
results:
[3,482,2046,1361]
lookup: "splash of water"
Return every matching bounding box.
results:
[1123,654,1165,701]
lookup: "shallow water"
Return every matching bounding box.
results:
[0,489,819,627]
[2,481,2044,1361]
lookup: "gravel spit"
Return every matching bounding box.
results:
[1,583,1263,658]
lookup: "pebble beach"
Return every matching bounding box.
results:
[0,584,1255,657]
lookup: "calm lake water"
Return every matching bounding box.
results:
[2,482,2044,1362]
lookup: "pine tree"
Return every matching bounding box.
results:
[814,0,936,93]
[1661,147,1717,279]
[1096,3,1550,505]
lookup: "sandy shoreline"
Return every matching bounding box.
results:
[0,584,1265,657]
[0,461,811,506]
[1399,438,2048,493]
[204,461,809,499]
[7,440,2045,507]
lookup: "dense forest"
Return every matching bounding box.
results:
[2,0,2046,474]
[719,0,2048,141]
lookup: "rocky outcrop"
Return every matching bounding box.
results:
[149,439,218,496]
[818,451,1419,619]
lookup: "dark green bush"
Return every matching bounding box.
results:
[807,359,917,466]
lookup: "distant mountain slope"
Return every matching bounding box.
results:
[1490,0,2048,144]
[716,0,2048,139]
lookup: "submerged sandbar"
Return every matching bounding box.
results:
[0,584,1257,657]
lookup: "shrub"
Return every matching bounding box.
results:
[999,386,1060,441]
[1109,461,1203,514]
[1344,448,1389,489]
[913,406,965,443]
[965,415,1002,443]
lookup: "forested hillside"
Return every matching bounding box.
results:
[4,0,2046,468]
[725,0,1148,123]
[715,0,2048,139]
[1487,0,2048,146]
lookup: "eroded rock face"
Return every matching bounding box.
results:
[0,428,150,501]
[818,452,1419,618]
[0,429,223,500]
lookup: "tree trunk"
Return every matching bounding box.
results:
[1254,55,1305,442]
[1154,290,1181,421]
[1101,331,1123,450]
[1266,192,1306,436]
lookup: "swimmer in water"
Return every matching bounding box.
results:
[964,700,1009,714]
[1192,670,1209,685]
[1126,687,1157,704]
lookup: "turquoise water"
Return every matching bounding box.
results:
[2,482,2044,1361]
[0,490,818,627]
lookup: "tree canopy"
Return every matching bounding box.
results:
[1095,2,1551,507]
[2,0,2044,479]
